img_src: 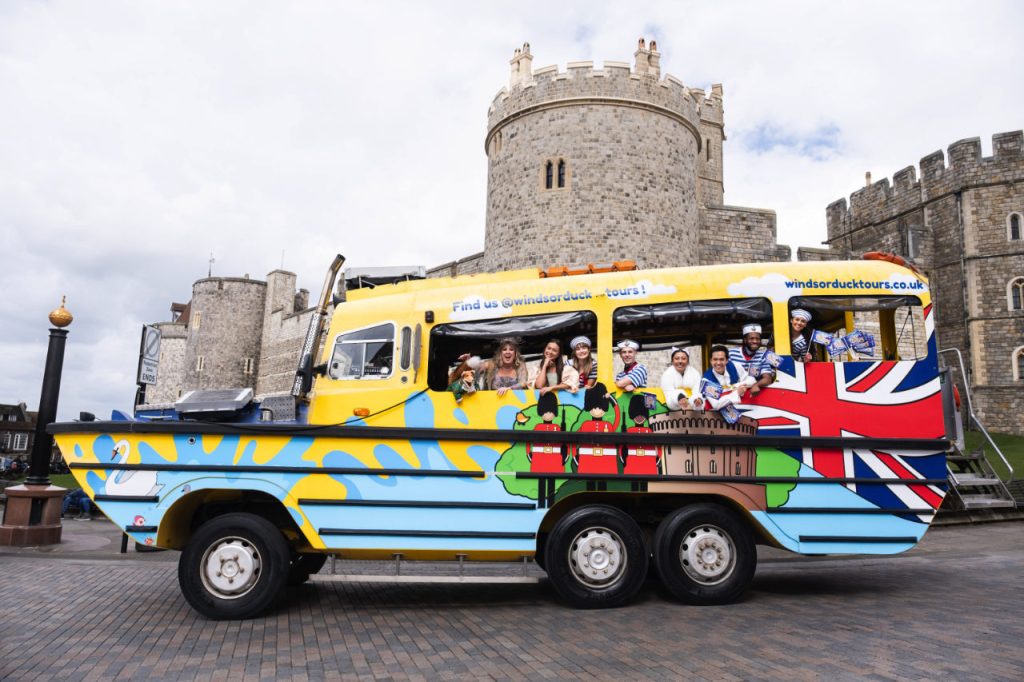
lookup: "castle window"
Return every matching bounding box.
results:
[709,460,717,474]
[13,433,28,451]
[243,357,254,375]
[735,462,741,475]
[706,140,712,162]
[196,355,205,373]
[685,459,693,474]
[192,311,202,330]
[541,159,569,191]
[1014,346,1024,381]
[1010,277,1024,311]
[1009,213,1022,241]
[906,228,923,259]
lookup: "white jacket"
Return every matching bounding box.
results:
[659,365,703,411]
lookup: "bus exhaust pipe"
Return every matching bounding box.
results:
[292,254,345,402]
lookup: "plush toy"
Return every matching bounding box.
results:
[447,356,480,403]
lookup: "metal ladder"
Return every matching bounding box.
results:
[939,349,1017,511]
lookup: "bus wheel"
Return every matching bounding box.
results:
[545,505,647,608]
[287,553,328,585]
[653,504,756,605]
[178,513,290,619]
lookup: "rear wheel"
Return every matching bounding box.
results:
[544,505,647,608]
[653,503,756,605]
[178,513,290,619]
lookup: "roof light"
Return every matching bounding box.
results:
[540,260,637,278]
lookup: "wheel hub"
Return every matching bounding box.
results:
[201,537,261,599]
[679,525,736,585]
[569,527,626,588]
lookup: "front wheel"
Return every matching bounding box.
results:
[653,503,756,605]
[178,513,290,620]
[544,505,647,609]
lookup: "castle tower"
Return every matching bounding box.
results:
[182,277,267,392]
[483,40,723,272]
[820,130,1024,436]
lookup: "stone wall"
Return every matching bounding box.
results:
[145,321,187,404]
[795,246,840,262]
[427,252,486,279]
[182,278,266,392]
[823,131,1024,434]
[699,204,791,264]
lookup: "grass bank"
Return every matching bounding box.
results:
[963,431,1023,480]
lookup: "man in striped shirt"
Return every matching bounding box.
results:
[614,339,648,391]
[728,324,775,395]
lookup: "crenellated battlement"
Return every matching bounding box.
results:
[488,40,722,136]
[826,130,1024,237]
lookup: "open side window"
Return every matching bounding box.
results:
[788,295,928,361]
[427,312,598,391]
[612,298,773,374]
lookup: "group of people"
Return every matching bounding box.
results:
[448,307,818,411]
[448,335,599,398]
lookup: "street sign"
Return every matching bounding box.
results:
[137,325,161,385]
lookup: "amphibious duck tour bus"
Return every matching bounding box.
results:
[51,254,949,619]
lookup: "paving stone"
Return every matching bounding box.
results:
[0,523,1022,679]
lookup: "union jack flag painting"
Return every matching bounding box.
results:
[742,306,946,522]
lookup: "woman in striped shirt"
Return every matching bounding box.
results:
[789,309,814,362]
[568,335,598,390]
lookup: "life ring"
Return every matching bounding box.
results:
[953,385,962,410]
[863,251,921,275]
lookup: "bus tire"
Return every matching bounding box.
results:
[653,503,756,605]
[287,553,328,585]
[178,513,290,620]
[544,505,647,609]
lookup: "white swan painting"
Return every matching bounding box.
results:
[106,439,163,497]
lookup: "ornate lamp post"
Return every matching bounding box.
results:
[0,298,73,546]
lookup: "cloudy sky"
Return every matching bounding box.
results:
[1,1,1021,421]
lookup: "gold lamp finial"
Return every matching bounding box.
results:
[49,296,73,328]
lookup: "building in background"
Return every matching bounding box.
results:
[142,267,425,407]
[0,402,37,462]
[429,40,790,277]
[805,132,1024,435]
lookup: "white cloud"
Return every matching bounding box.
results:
[603,280,677,300]
[728,274,798,302]
[0,1,1019,419]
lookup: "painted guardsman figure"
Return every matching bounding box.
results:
[621,393,661,476]
[528,392,566,473]
[573,382,621,474]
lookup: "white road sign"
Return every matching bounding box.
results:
[138,325,161,385]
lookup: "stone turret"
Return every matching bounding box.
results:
[483,39,722,273]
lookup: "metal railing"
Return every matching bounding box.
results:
[939,348,1015,482]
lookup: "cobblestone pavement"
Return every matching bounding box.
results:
[0,521,1021,681]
